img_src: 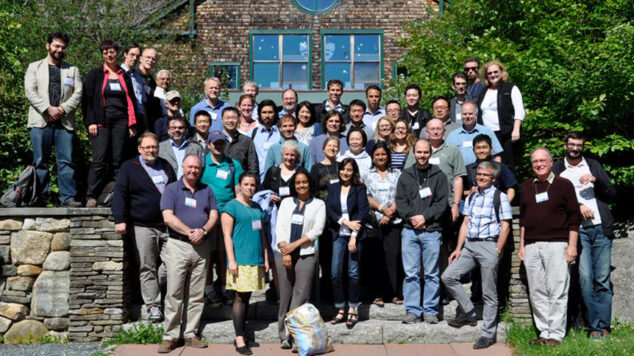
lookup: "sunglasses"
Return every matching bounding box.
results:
[464,66,479,72]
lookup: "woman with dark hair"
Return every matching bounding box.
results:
[274,170,326,350]
[326,158,369,329]
[83,39,138,207]
[251,99,281,182]
[477,60,525,168]
[400,84,431,137]
[308,110,349,164]
[338,127,371,177]
[363,142,404,306]
[390,119,416,171]
[310,136,340,202]
[223,173,269,355]
[237,94,257,135]
[294,101,323,146]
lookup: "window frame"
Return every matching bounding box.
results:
[320,29,384,90]
[209,62,241,90]
[291,0,340,15]
[249,29,313,91]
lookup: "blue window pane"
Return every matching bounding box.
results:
[295,0,338,12]
[325,62,351,88]
[353,62,380,89]
[324,35,350,61]
[283,35,309,61]
[253,35,279,61]
[355,35,380,61]
[282,63,308,89]
[254,62,280,88]
[213,65,239,89]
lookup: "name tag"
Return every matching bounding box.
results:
[184,197,197,208]
[412,122,420,130]
[144,85,151,94]
[279,186,290,197]
[252,219,262,231]
[429,157,440,165]
[377,182,390,192]
[64,77,74,87]
[210,112,218,121]
[109,82,121,91]
[216,169,229,180]
[462,141,473,148]
[291,214,304,225]
[329,179,339,184]
[419,187,432,199]
[535,192,549,203]
[151,175,164,185]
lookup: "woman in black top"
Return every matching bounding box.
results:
[310,135,341,202]
[83,39,138,207]
[400,84,431,138]
[262,140,302,205]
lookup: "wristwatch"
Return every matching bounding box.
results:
[201,227,207,235]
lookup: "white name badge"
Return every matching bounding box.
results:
[210,112,218,121]
[64,77,74,86]
[109,82,121,91]
[279,186,290,197]
[429,157,440,165]
[329,179,339,185]
[252,219,262,231]
[151,175,164,184]
[291,214,304,225]
[419,187,432,199]
[412,122,420,130]
[462,141,473,148]
[184,197,197,208]
[535,192,549,203]
[216,169,229,180]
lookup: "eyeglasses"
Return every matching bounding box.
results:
[464,66,479,72]
[487,70,500,76]
[566,142,584,148]
[140,145,158,151]
[169,126,186,131]
[433,106,448,110]
[476,172,493,177]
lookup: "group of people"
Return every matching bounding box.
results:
[25,32,616,354]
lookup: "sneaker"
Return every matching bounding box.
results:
[158,339,176,353]
[184,336,207,348]
[62,198,82,207]
[85,198,97,208]
[529,337,547,345]
[402,312,420,324]
[148,305,163,323]
[473,336,495,349]
[281,339,292,349]
[447,311,478,328]
[545,338,560,346]
[424,314,439,324]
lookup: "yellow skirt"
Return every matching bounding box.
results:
[226,265,266,292]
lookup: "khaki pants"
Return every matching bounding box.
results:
[163,237,211,341]
[132,225,167,306]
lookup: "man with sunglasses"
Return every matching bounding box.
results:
[464,57,486,99]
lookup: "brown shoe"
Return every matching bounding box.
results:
[184,336,208,348]
[158,339,176,353]
[529,337,546,345]
[545,338,561,346]
[85,198,97,208]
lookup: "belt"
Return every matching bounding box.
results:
[467,236,497,242]
[168,233,191,243]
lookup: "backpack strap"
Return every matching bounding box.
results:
[493,188,501,223]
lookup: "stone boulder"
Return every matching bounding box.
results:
[17,264,42,277]
[0,245,9,265]
[0,315,12,333]
[6,276,34,291]
[44,317,69,331]
[33,218,71,233]
[31,271,70,317]
[51,233,71,251]
[612,237,634,323]
[11,230,53,265]
[3,320,48,344]
[43,251,71,271]
[0,219,22,231]
[0,302,28,321]
[92,261,123,271]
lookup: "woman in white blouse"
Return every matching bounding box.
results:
[274,169,326,350]
[476,60,525,168]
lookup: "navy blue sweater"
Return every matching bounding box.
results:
[112,156,176,226]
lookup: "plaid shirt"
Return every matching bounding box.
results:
[464,186,512,239]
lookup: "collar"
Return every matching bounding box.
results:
[103,63,123,75]
[533,172,555,184]
[177,177,203,191]
[564,157,587,169]
[475,185,495,197]
[259,125,279,134]
[431,141,447,152]
[325,100,342,112]
[224,130,240,141]
[459,124,479,134]
[205,98,224,110]
[365,107,385,116]
[170,139,188,149]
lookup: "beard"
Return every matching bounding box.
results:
[49,50,65,61]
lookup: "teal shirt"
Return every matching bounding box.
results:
[200,153,243,212]
[223,199,265,266]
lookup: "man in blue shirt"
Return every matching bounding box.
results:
[189,77,228,131]
[363,85,386,130]
[465,57,486,99]
[278,88,298,118]
[158,116,203,179]
[264,115,313,174]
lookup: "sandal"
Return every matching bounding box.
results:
[346,312,358,329]
[392,297,403,305]
[330,310,346,324]
[373,298,385,307]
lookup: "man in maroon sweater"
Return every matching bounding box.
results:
[518,147,581,346]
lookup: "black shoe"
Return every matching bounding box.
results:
[473,336,495,349]
[61,198,82,207]
[447,312,477,328]
[235,343,252,355]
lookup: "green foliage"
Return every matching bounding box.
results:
[100,322,164,348]
[507,319,634,356]
[393,0,634,212]
[41,332,69,344]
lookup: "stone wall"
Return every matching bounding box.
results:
[0,208,128,344]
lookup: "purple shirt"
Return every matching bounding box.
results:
[160,179,218,238]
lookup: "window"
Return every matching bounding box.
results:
[293,0,339,14]
[210,62,240,90]
[251,32,311,90]
[322,31,382,89]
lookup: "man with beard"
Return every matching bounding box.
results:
[158,116,203,179]
[25,32,83,207]
[553,132,616,339]
[120,43,147,123]
[449,72,472,124]
[278,89,298,117]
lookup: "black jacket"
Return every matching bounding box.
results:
[476,81,517,137]
[396,164,448,231]
[224,131,259,177]
[400,107,431,137]
[112,156,176,227]
[314,101,349,126]
[82,66,138,128]
[325,183,370,239]
[553,157,617,237]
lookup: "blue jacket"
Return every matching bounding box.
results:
[325,183,370,240]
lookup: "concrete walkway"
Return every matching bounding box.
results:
[112,343,513,356]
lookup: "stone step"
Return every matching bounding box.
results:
[200,319,507,345]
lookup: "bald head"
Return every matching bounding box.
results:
[530,147,553,180]
[426,118,445,143]
[414,139,432,168]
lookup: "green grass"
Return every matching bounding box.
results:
[101,322,164,348]
[506,319,634,356]
[41,333,69,344]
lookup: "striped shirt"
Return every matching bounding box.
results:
[464,186,512,239]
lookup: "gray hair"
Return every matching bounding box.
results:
[204,77,221,86]
[477,161,500,179]
[461,100,478,114]
[157,69,171,78]
[242,80,259,93]
[530,147,553,161]
[280,140,301,162]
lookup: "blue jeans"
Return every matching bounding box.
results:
[579,225,612,332]
[402,228,441,317]
[331,235,362,308]
[31,123,76,203]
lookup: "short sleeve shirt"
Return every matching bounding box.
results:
[200,154,244,212]
[430,142,466,201]
[223,199,265,266]
[160,179,218,238]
